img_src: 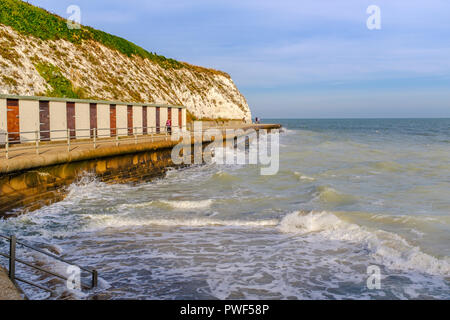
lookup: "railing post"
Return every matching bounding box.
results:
[116,133,119,147]
[9,235,16,281]
[67,129,71,152]
[92,269,98,288]
[5,132,8,160]
[93,128,97,149]
[35,130,39,155]
[134,127,137,145]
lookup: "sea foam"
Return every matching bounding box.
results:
[85,214,279,228]
[278,211,450,277]
[160,199,214,210]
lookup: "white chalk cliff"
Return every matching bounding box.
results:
[0,23,251,121]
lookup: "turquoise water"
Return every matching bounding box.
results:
[0,118,449,299]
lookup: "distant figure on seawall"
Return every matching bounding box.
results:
[166,118,172,134]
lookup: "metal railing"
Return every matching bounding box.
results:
[0,234,97,297]
[0,125,187,159]
[0,123,259,160]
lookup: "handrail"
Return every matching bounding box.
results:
[0,124,231,160]
[0,234,98,298]
[0,125,188,159]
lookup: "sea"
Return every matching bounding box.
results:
[0,118,449,299]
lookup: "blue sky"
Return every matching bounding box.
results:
[28,0,450,118]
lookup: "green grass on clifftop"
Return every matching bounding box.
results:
[0,0,183,69]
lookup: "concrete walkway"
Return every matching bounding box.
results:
[0,133,173,174]
[0,124,280,174]
[0,267,23,300]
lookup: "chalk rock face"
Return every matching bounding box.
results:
[0,24,251,121]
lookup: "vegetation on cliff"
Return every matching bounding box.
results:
[34,60,85,98]
[0,0,183,69]
[0,0,232,77]
[0,0,251,120]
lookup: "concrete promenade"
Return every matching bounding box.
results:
[0,123,280,174]
[0,267,23,300]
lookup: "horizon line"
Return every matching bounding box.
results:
[260,117,450,120]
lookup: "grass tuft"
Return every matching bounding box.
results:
[34,60,85,98]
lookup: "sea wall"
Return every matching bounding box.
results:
[0,146,178,217]
[0,123,281,217]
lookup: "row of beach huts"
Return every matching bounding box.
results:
[0,94,187,144]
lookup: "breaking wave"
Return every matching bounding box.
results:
[313,186,357,206]
[294,171,315,181]
[85,214,278,228]
[278,211,450,277]
[160,199,214,210]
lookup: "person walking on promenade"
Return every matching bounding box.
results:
[166,118,172,135]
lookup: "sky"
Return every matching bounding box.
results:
[27,0,450,118]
